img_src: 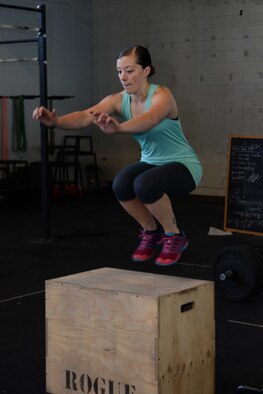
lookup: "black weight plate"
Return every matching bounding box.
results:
[232,245,263,298]
[244,246,263,297]
[214,245,261,301]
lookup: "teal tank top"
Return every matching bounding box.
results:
[121,83,202,186]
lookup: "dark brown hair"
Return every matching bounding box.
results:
[118,45,155,77]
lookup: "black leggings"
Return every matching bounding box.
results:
[112,161,196,204]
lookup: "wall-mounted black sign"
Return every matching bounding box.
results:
[224,136,263,236]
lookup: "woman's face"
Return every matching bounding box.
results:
[116,54,150,94]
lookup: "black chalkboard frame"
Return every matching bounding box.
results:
[224,135,263,236]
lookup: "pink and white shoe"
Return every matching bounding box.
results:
[155,232,189,266]
[132,230,162,262]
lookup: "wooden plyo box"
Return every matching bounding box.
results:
[46,268,215,394]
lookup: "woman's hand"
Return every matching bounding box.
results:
[92,111,121,134]
[32,106,58,128]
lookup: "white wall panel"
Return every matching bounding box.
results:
[1,0,262,195]
[91,0,263,195]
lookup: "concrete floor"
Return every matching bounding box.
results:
[0,191,262,393]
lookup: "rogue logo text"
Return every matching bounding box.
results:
[66,370,136,394]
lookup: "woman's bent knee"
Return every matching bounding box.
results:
[134,175,163,204]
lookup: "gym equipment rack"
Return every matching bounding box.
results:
[0,3,50,240]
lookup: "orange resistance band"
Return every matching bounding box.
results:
[1,97,8,160]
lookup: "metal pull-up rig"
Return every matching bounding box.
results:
[0,3,50,241]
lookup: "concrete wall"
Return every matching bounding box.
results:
[90,0,263,196]
[1,0,262,196]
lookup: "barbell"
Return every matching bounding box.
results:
[236,384,263,393]
[214,244,263,301]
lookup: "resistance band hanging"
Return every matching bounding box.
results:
[12,96,27,152]
[1,96,9,159]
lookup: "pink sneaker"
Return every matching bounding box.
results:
[132,230,163,262]
[155,232,189,266]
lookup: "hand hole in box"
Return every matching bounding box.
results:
[181,301,194,313]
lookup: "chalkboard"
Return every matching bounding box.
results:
[224,136,263,236]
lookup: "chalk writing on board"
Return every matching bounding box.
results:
[224,137,263,235]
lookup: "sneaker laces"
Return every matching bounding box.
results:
[159,234,182,253]
[137,230,159,250]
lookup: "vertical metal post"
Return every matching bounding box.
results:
[37,4,50,241]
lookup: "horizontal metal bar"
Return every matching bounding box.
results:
[0,95,74,99]
[176,261,211,269]
[0,38,37,45]
[0,290,44,304]
[228,320,263,329]
[0,57,38,63]
[0,3,40,13]
[0,23,39,32]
